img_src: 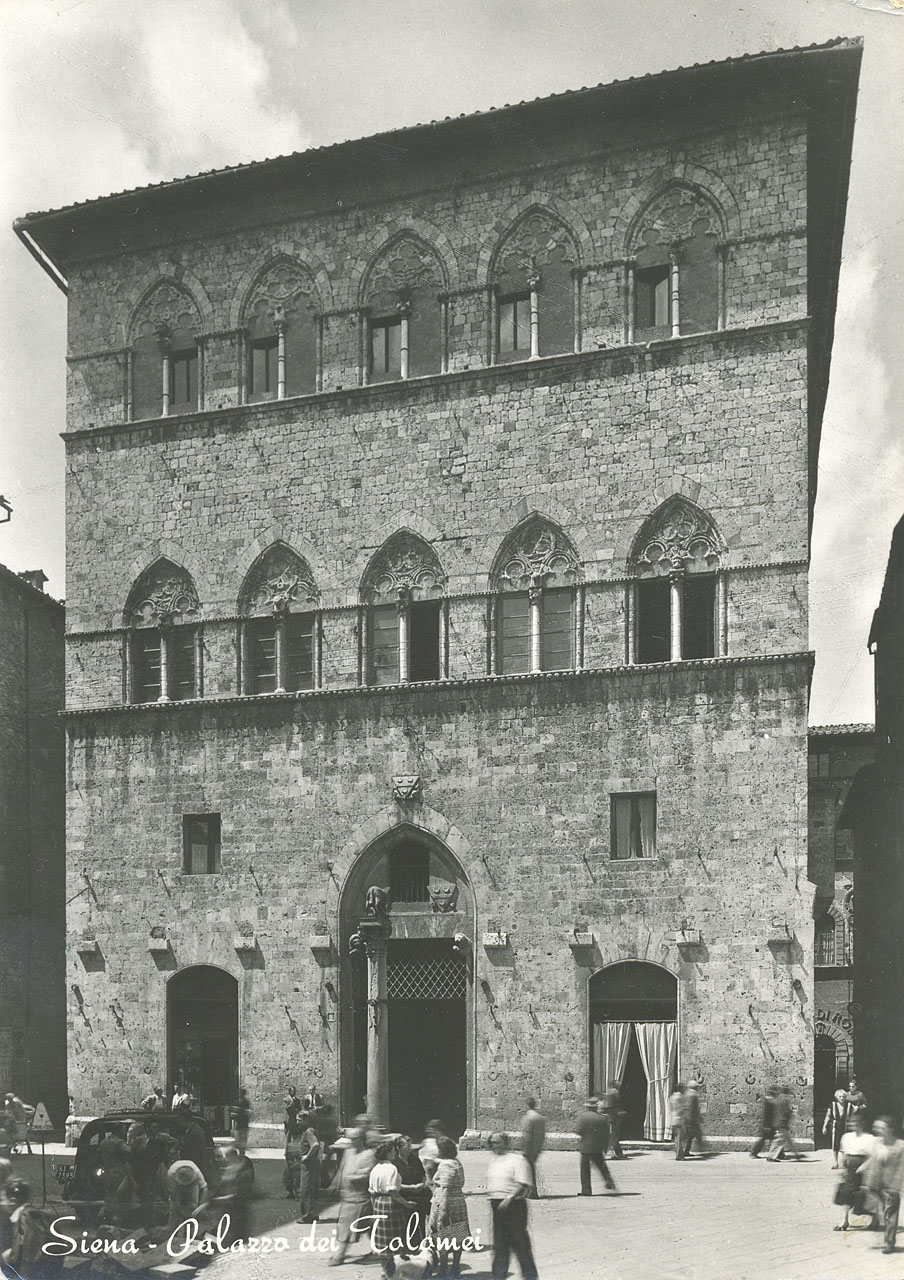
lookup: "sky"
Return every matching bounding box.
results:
[1,0,901,725]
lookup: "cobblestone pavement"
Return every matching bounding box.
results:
[201,1147,898,1280]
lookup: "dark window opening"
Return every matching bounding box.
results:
[635,265,670,332]
[249,337,278,400]
[636,578,671,664]
[541,588,573,671]
[498,593,531,674]
[170,349,198,411]
[133,630,162,703]
[183,814,221,874]
[808,752,831,780]
[168,628,197,701]
[389,843,430,903]
[815,918,837,967]
[611,793,657,860]
[682,575,716,659]
[409,601,441,682]
[247,616,278,693]
[370,317,401,380]
[498,293,531,358]
[285,613,315,691]
[370,603,399,685]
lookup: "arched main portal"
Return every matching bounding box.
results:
[339,828,474,1138]
[589,961,678,1141]
[167,966,238,1135]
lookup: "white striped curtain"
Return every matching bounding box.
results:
[634,1021,678,1141]
[592,1021,632,1095]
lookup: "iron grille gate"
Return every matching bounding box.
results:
[387,940,467,1000]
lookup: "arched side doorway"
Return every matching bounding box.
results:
[339,829,474,1139]
[814,1032,849,1148]
[589,961,678,1141]
[167,966,238,1135]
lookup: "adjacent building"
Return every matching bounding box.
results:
[0,564,66,1124]
[16,40,861,1145]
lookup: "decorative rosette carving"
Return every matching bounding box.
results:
[241,545,319,616]
[364,534,445,602]
[128,560,200,627]
[632,498,724,576]
[636,185,721,250]
[495,518,579,591]
[367,237,443,300]
[246,260,317,325]
[133,282,200,339]
[496,211,577,282]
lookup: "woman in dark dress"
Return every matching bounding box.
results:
[392,1135,430,1248]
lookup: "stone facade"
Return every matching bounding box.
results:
[0,564,66,1124]
[17,41,861,1145]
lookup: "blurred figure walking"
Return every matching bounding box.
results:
[520,1098,546,1198]
[487,1132,539,1280]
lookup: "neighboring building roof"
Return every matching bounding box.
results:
[809,724,874,738]
[0,562,64,611]
[868,512,904,651]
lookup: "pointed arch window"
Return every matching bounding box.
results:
[361,534,447,685]
[129,283,202,420]
[627,498,727,664]
[242,260,320,402]
[491,518,580,675]
[627,186,724,342]
[239,545,320,694]
[125,561,201,703]
[491,210,579,363]
[362,237,447,384]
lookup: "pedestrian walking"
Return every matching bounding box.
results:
[165,1159,208,1232]
[766,1086,802,1162]
[284,1086,302,1133]
[295,1112,322,1224]
[214,1145,254,1247]
[833,1111,877,1231]
[602,1082,626,1159]
[487,1132,539,1280]
[427,1136,469,1279]
[576,1098,616,1194]
[750,1086,778,1158]
[368,1139,415,1279]
[232,1087,251,1157]
[0,1177,63,1277]
[822,1088,848,1168]
[845,1078,867,1119]
[4,1095,32,1155]
[669,1084,686,1160]
[98,1129,134,1223]
[681,1081,705,1157]
[329,1126,375,1267]
[861,1116,904,1253]
[520,1098,546,1198]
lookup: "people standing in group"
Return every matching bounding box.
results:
[833,1110,877,1232]
[575,1098,616,1194]
[861,1116,904,1254]
[329,1125,375,1268]
[368,1139,415,1279]
[520,1098,546,1198]
[284,1086,303,1133]
[232,1087,252,1158]
[428,1136,470,1280]
[669,1084,686,1160]
[601,1083,626,1160]
[171,1085,191,1113]
[750,1086,778,1158]
[766,1086,802,1162]
[141,1086,167,1113]
[487,1132,539,1280]
[392,1134,430,1248]
[295,1112,322,1224]
[302,1082,325,1114]
[823,1089,849,1169]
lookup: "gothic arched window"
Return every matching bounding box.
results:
[627,497,726,664]
[238,545,320,694]
[125,560,201,703]
[361,533,446,685]
[491,209,579,363]
[491,517,580,674]
[362,237,446,383]
[242,259,320,402]
[627,185,723,341]
[130,282,202,420]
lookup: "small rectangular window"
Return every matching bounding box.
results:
[541,588,573,671]
[247,617,278,693]
[498,593,531,674]
[168,628,197,701]
[409,601,441,682]
[133,630,162,703]
[285,613,315,691]
[370,317,402,381]
[183,814,221,874]
[370,604,399,685]
[635,265,671,332]
[170,350,198,411]
[808,752,831,780]
[682,575,716,660]
[636,578,671,664]
[498,293,531,358]
[249,338,278,401]
[611,793,656,860]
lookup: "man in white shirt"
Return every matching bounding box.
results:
[861,1116,904,1254]
[487,1133,539,1280]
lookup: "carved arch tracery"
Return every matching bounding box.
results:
[243,258,320,327]
[361,532,446,603]
[492,517,580,592]
[629,183,724,256]
[126,559,200,627]
[362,235,446,307]
[629,497,726,578]
[492,208,579,285]
[239,544,319,616]
[130,280,201,342]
